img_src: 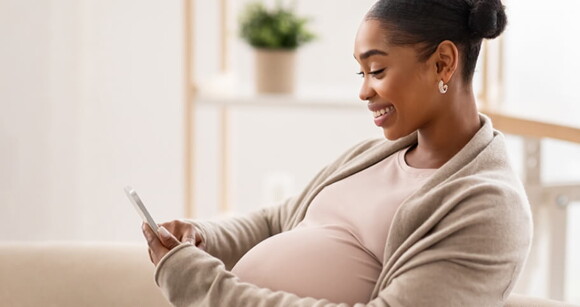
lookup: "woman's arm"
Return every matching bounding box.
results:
[184,203,288,271]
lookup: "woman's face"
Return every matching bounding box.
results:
[354,19,442,140]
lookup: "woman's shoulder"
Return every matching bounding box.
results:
[434,154,532,240]
[428,128,531,226]
[445,142,529,211]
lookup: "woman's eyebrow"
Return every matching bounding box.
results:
[355,49,389,61]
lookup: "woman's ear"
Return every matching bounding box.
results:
[434,40,459,83]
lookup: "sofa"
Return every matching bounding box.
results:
[0,242,169,307]
[0,242,577,307]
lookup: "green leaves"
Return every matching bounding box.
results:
[239,1,315,49]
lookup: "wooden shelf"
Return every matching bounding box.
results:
[195,93,360,110]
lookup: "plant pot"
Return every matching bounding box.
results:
[254,48,296,94]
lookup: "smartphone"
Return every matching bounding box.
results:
[124,186,159,236]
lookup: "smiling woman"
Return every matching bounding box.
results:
[143,1,533,306]
[354,17,481,168]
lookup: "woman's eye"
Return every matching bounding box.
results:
[356,69,386,78]
[369,68,385,76]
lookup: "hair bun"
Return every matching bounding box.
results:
[468,0,507,39]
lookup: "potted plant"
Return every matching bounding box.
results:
[239,1,315,94]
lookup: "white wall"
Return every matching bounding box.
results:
[1,0,61,240]
[504,0,580,126]
[0,0,184,242]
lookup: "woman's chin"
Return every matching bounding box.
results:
[382,127,413,141]
[383,129,401,141]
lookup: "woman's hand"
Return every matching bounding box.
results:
[142,223,179,266]
[141,220,205,266]
[158,220,205,250]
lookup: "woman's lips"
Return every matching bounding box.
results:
[372,105,395,127]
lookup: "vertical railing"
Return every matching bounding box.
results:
[218,0,231,214]
[183,0,196,218]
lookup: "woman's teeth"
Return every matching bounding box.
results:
[373,106,394,118]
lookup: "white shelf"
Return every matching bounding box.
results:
[194,93,363,110]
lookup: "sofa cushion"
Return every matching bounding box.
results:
[0,242,170,307]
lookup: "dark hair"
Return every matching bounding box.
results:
[366,0,507,82]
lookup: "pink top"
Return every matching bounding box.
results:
[231,147,437,304]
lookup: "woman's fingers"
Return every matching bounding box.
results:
[158,226,182,250]
[159,221,177,234]
[181,227,197,245]
[159,220,203,247]
[142,223,159,246]
[142,220,204,266]
[147,247,154,264]
[142,223,170,265]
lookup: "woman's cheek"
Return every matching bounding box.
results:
[375,78,394,99]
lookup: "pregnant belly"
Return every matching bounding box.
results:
[231,225,381,305]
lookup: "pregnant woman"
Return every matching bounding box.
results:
[142,0,532,306]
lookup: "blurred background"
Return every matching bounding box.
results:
[1,0,578,303]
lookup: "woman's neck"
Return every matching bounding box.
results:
[405,91,481,169]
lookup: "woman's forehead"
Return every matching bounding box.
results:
[354,19,423,64]
[354,20,391,59]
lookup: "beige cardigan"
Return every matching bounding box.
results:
[155,114,533,307]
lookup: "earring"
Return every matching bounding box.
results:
[438,80,448,94]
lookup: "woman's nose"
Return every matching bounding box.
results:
[358,79,375,102]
